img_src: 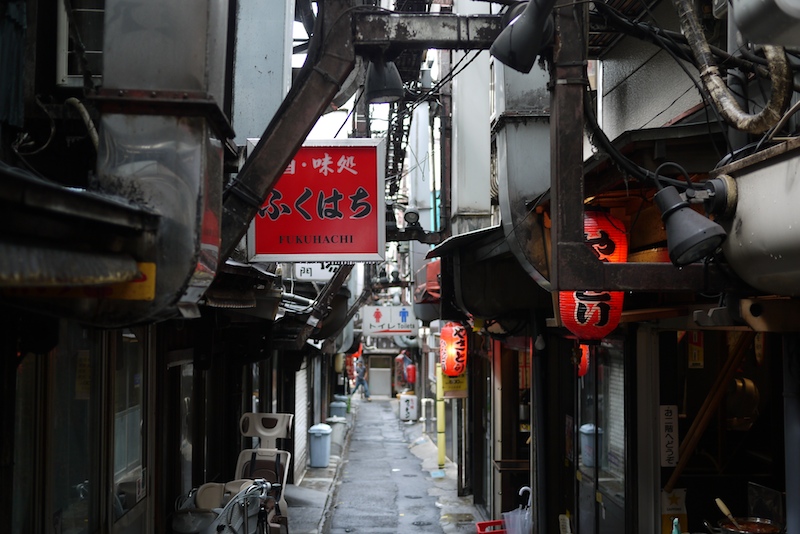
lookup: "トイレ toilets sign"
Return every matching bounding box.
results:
[247,138,386,262]
[361,305,417,336]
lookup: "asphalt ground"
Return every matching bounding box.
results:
[285,395,485,534]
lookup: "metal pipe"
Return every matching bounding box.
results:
[670,0,792,134]
[420,397,435,435]
[725,16,749,152]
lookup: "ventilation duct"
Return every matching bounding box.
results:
[84,0,230,326]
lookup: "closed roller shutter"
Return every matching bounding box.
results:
[293,359,308,482]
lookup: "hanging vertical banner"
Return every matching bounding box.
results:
[247,138,386,262]
[660,404,679,467]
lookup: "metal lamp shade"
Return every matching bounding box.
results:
[654,185,727,266]
[364,60,404,104]
[489,0,556,73]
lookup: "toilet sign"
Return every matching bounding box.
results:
[362,305,417,336]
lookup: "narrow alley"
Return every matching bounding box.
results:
[322,397,480,534]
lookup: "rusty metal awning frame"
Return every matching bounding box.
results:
[221,0,736,300]
[548,2,737,293]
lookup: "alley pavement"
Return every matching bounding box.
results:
[284,395,485,533]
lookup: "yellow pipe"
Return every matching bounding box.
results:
[436,362,445,469]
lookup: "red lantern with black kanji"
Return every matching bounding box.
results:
[559,212,628,341]
[440,322,467,377]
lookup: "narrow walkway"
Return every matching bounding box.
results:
[323,396,481,534]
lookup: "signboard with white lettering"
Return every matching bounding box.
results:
[247,138,386,262]
[362,305,417,336]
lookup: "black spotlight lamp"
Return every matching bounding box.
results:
[490,0,557,73]
[364,59,404,104]
[403,206,420,227]
[654,185,727,267]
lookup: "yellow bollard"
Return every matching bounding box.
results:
[436,362,445,469]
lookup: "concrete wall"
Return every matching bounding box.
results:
[600,2,703,140]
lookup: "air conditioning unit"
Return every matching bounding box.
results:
[56,0,104,87]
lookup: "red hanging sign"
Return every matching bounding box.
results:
[559,212,628,341]
[248,139,386,262]
[440,322,468,377]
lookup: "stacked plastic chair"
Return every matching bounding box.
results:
[235,413,294,534]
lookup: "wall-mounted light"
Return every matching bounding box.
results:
[403,206,420,227]
[490,0,556,73]
[654,185,727,267]
[364,59,404,104]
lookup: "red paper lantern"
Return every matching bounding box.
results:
[405,363,417,384]
[578,344,590,377]
[559,212,628,341]
[440,322,468,377]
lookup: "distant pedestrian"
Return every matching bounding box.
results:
[352,359,371,401]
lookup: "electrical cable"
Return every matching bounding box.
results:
[334,89,363,138]
[65,97,99,151]
[584,89,692,190]
[766,98,800,142]
[596,1,733,158]
[383,49,484,133]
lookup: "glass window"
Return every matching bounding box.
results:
[113,328,145,520]
[179,363,194,494]
[49,323,101,534]
[577,340,626,533]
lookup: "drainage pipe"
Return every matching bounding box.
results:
[671,0,792,134]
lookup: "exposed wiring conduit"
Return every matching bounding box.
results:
[670,0,793,134]
[65,97,99,151]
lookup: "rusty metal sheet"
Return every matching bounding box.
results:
[353,13,502,50]
[0,242,140,287]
